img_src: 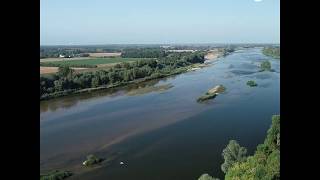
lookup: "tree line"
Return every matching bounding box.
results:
[198,115,280,180]
[40,51,206,100]
[121,48,167,58]
[40,62,97,68]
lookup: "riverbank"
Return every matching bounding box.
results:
[40,51,225,101]
[204,49,222,60]
[40,47,280,180]
[40,67,183,101]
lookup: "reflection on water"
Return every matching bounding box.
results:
[230,69,257,75]
[126,83,173,96]
[40,48,280,180]
[40,78,171,114]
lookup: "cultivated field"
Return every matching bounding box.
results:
[88,52,121,57]
[40,57,148,67]
[40,57,91,63]
[40,57,153,74]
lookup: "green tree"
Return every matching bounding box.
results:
[58,66,74,78]
[221,140,247,173]
[91,76,100,88]
[264,115,280,151]
[225,115,280,180]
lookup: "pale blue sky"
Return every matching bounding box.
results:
[40,0,280,45]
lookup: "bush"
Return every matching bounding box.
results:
[83,154,103,166]
[246,80,257,87]
[221,140,247,173]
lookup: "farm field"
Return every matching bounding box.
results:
[88,52,121,57]
[40,57,91,62]
[40,57,151,67]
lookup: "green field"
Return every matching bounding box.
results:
[40,57,151,67]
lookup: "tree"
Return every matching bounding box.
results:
[264,115,280,151]
[224,115,280,180]
[91,76,100,88]
[221,140,247,173]
[58,66,74,78]
[198,174,220,180]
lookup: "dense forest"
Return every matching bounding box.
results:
[262,47,280,59]
[121,48,167,58]
[198,115,280,180]
[40,51,206,100]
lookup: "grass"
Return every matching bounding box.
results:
[40,57,151,67]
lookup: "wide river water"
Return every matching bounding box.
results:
[40,47,280,180]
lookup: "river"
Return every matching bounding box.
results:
[40,47,280,180]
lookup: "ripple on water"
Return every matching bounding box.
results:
[230,69,257,76]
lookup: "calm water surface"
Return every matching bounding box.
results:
[40,48,280,180]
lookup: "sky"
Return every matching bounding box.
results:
[40,0,280,45]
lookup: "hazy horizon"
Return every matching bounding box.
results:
[41,0,280,45]
[40,42,279,46]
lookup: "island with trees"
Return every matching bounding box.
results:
[260,60,272,71]
[247,80,258,87]
[262,47,280,59]
[197,85,226,103]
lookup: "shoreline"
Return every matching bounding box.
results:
[40,51,226,101]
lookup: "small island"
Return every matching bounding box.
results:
[82,154,104,166]
[262,47,280,59]
[40,170,72,180]
[260,60,272,71]
[197,85,226,103]
[246,80,258,87]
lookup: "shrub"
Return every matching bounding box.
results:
[246,80,258,87]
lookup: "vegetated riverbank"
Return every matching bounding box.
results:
[40,50,228,101]
[198,115,280,180]
[40,47,279,180]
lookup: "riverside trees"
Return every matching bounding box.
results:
[198,115,280,180]
[40,51,206,100]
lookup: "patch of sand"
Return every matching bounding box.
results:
[204,49,221,60]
